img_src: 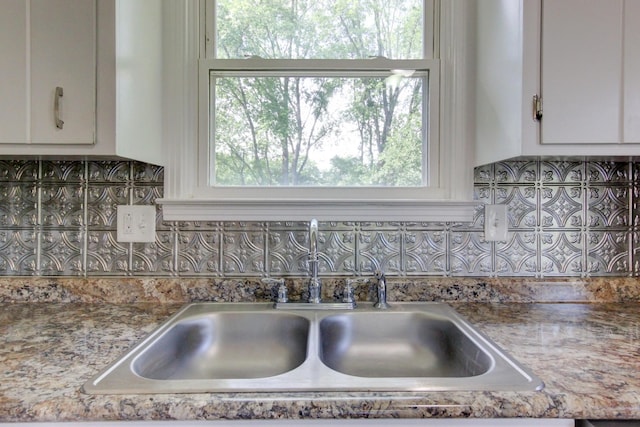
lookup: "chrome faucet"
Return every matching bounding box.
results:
[261,278,288,304]
[265,220,355,310]
[373,269,390,309]
[307,218,322,303]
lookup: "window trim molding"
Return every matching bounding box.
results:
[158,0,476,222]
[159,198,476,222]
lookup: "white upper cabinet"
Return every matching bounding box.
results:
[0,1,28,144]
[475,0,640,166]
[541,0,622,144]
[625,0,640,143]
[0,0,163,165]
[30,0,96,145]
[0,0,95,145]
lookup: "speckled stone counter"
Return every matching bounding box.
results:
[1,276,639,304]
[1,278,640,422]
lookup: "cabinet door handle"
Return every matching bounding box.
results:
[532,94,542,121]
[54,86,64,129]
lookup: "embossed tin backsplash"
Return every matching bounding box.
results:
[0,160,637,277]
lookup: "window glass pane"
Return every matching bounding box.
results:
[215,0,424,60]
[212,74,425,186]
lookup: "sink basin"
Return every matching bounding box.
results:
[83,302,544,394]
[319,312,491,378]
[132,312,309,380]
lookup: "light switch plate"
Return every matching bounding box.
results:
[116,205,156,243]
[484,204,508,241]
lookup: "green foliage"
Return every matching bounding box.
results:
[375,115,423,186]
[213,0,425,187]
[324,156,371,186]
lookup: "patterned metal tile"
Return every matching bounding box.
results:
[131,187,167,231]
[132,185,162,205]
[357,229,402,274]
[318,229,356,274]
[633,181,640,275]
[474,182,491,201]
[405,221,449,230]
[449,231,492,275]
[39,230,84,275]
[267,221,308,230]
[177,230,220,275]
[634,162,640,183]
[540,186,585,228]
[587,161,632,183]
[587,186,632,228]
[132,162,164,183]
[539,231,584,275]
[539,160,584,184]
[87,161,131,182]
[41,160,85,182]
[0,160,38,181]
[473,163,493,183]
[178,220,221,231]
[494,231,538,276]
[496,185,537,228]
[358,221,398,231]
[85,230,129,276]
[222,230,266,275]
[268,229,309,276]
[40,185,84,227]
[131,231,175,275]
[633,231,640,275]
[586,231,631,275]
[0,183,38,227]
[86,185,129,228]
[493,161,538,183]
[404,229,447,275]
[0,159,640,278]
[0,229,37,274]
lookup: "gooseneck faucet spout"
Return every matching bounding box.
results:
[308,219,322,303]
[374,269,390,309]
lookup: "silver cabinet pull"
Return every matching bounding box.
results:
[54,86,64,129]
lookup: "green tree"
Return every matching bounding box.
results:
[214,0,425,187]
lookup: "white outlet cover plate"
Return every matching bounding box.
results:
[116,205,157,243]
[484,204,508,241]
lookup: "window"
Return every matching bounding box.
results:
[211,72,428,187]
[207,0,433,189]
[159,0,476,221]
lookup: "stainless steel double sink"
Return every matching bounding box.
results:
[83,302,544,394]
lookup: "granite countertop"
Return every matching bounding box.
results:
[2,298,640,422]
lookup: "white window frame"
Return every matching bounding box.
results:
[158,0,476,222]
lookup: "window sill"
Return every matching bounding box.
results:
[158,198,477,222]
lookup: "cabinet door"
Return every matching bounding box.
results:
[30,0,96,144]
[541,0,623,144]
[0,1,28,144]
[625,0,640,143]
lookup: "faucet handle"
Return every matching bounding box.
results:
[277,283,288,303]
[261,278,288,303]
[344,278,367,304]
[342,283,355,304]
